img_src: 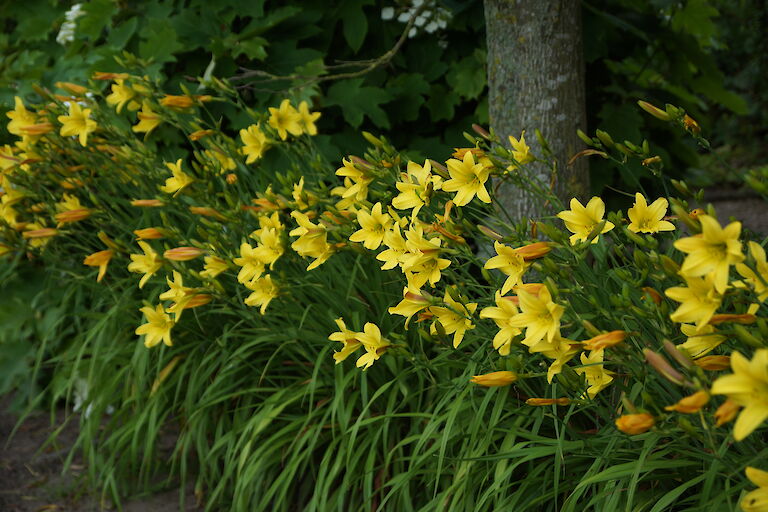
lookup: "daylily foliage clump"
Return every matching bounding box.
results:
[2,76,767,510]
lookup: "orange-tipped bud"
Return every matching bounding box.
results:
[643,349,687,385]
[641,287,663,304]
[470,371,518,387]
[92,71,130,81]
[683,115,700,134]
[664,390,709,413]
[452,147,485,159]
[514,283,545,296]
[708,313,757,325]
[164,246,204,261]
[178,293,212,309]
[19,123,54,135]
[189,129,214,141]
[472,123,491,139]
[694,355,730,371]
[22,228,58,239]
[134,228,164,240]
[55,82,88,95]
[637,100,671,121]
[714,399,740,427]
[477,225,504,241]
[642,156,662,166]
[55,208,91,224]
[525,398,571,406]
[615,413,655,435]
[583,330,627,351]
[189,206,226,220]
[131,199,164,207]
[225,173,238,184]
[515,241,552,261]
[160,95,195,109]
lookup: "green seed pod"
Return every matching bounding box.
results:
[577,129,595,146]
[733,324,765,348]
[362,131,383,147]
[596,130,614,148]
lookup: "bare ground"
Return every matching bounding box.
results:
[0,396,196,512]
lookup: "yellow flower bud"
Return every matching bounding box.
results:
[470,371,518,387]
[714,399,740,427]
[164,246,205,261]
[525,398,571,406]
[615,413,655,435]
[637,100,671,121]
[664,390,709,413]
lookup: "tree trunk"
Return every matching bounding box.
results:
[484,0,588,222]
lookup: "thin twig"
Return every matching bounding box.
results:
[229,4,426,91]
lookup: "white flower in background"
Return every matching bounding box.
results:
[382,1,452,38]
[56,3,85,46]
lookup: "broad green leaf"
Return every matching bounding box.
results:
[326,78,391,128]
[427,84,459,122]
[341,2,368,53]
[139,18,183,65]
[671,0,720,48]
[446,55,486,100]
[78,0,118,40]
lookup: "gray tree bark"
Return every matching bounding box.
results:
[484,0,588,221]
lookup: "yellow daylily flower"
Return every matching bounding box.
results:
[240,123,270,163]
[388,287,431,327]
[106,79,140,113]
[135,304,174,348]
[576,349,614,398]
[298,101,321,136]
[160,159,194,196]
[127,241,163,288]
[429,291,477,348]
[200,255,229,279]
[401,226,451,288]
[83,249,114,283]
[666,274,722,331]
[441,151,491,206]
[507,285,564,349]
[674,214,743,294]
[376,223,408,271]
[627,193,675,233]
[742,467,768,512]
[479,291,522,356]
[268,99,302,140]
[244,274,279,314]
[557,197,615,245]
[328,317,362,364]
[132,101,162,134]
[508,130,534,166]
[6,97,37,136]
[349,202,392,250]
[58,102,98,146]
[354,322,390,370]
[233,242,265,284]
[391,160,442,216]
[736,241,768,302]
[678,323,725,358]
[710,349,768,441]
[484,241,532,295]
